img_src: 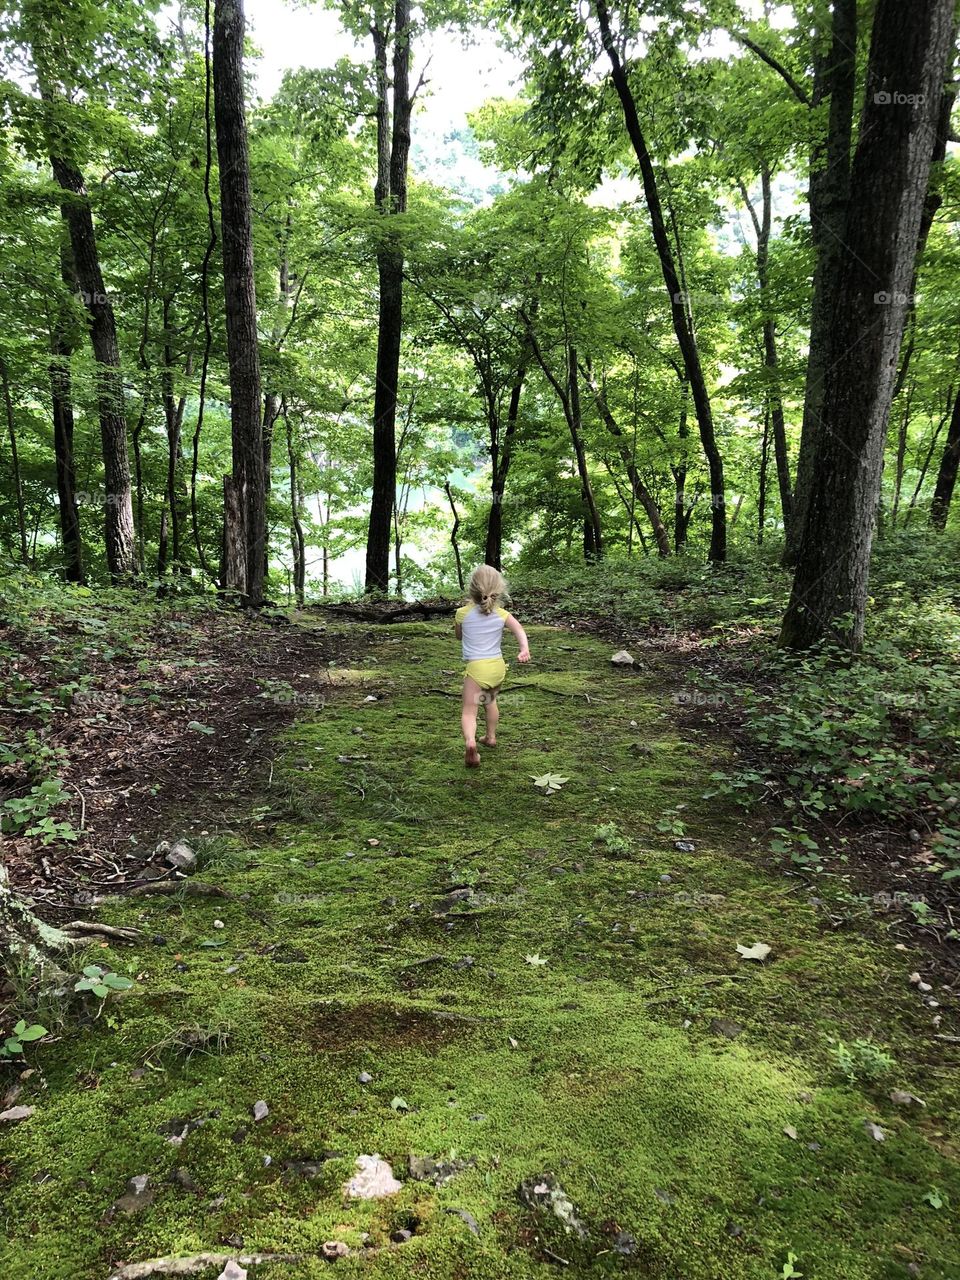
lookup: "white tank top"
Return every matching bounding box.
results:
[456,604,509,660]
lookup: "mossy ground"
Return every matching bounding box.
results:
[2,618,959,1279]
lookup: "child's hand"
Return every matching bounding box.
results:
[518,647,531,663]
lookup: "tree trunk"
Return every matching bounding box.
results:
[930,385,960,530]
[446,482,464,588]
[49,246,83,583]
[595,0,725,560]
[0,356,29,563]
[758,404,770,545]
[581,360,671,556]
[47,150,137,578]
[784,0,857,567]
[365,2,412,594]
[213,0,266,605]
[283,401,306,604]
[780,0,955,651]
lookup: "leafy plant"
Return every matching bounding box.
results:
[593,821,632,856]
[829,1037,896,1085]
[1,1019,47,1057]
[73,965,134,999]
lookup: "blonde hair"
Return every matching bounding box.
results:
[467,564,507,615]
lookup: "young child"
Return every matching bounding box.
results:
[455,564,530,768]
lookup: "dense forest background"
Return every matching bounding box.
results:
[0,0,958,640]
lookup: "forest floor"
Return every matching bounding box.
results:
[2,594,960,1280]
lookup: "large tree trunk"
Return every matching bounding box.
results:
[365,1,413,593]
[783,0,857,567]
[780,0,955,651]
[930,386,960,530]
[213,0,266,605]
[595,0,725,561]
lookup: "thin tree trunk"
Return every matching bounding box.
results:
[890,385,912,527]
[0,356,28,562]
[283,400,305,604]
[49,246,83,583]
[366,1,412,593]
[213,0,266,604]
[595,0,725,560]
[45,146,137,578]
[580,360,671,556]
[740,169,792,531]
[758,404,770,545]
[445,482,464,588]
[930,386,960,530]
[780,0,955,650]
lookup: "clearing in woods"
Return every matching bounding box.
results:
[3,615,959,1280]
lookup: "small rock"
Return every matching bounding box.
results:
[390,1229,412,1243]
[0,1105,35,1123]
[213,919,225,930]
[783,1126,798,1140]
[610,650,635,666]
[111,1174,155,1216]
[216,1261,247,1280]
[151,935,168,946]
[864,1121,886,1142]
[725,1221,744,1238]
[357,1071,373,1085]
[322,1241,350,1260]
[659,874,672,884]
[344,1154,402,1199]
[231,1127,248,1144]
[408,1154,472,1186]
[168,1167,199,1192]
[612,1230,637,1255]
[252,1101,269,1122]
[709,1018,742,1040]
[165,840,197,873]
[674,840,696,852]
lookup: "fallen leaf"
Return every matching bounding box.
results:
[532,773,569,796]
[783,1126,798,1140]
[890,1089,926,1108]
[524,953,548,967]
[390,1096,409,1112]
[736,942,772,962]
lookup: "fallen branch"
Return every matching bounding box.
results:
[107,1252,303,1279]
[314,599,454,624]
[105,881,236,902]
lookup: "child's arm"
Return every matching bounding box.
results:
[504,614,531,663]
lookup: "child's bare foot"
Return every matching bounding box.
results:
[465,744,481,768]
[479,735,497,747]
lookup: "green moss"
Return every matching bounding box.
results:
[3,620,959,1280]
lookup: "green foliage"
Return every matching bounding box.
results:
[593,821,632,855]
[828,1038,897,1086]
[73,964,134,1000]
[1,1019,47,1058]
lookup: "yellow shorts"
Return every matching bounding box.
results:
[463,657,507,691]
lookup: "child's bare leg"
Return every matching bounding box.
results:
[480,688,500,746]
[461,676,482,767]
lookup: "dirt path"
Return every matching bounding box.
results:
[3,617,959,1280]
